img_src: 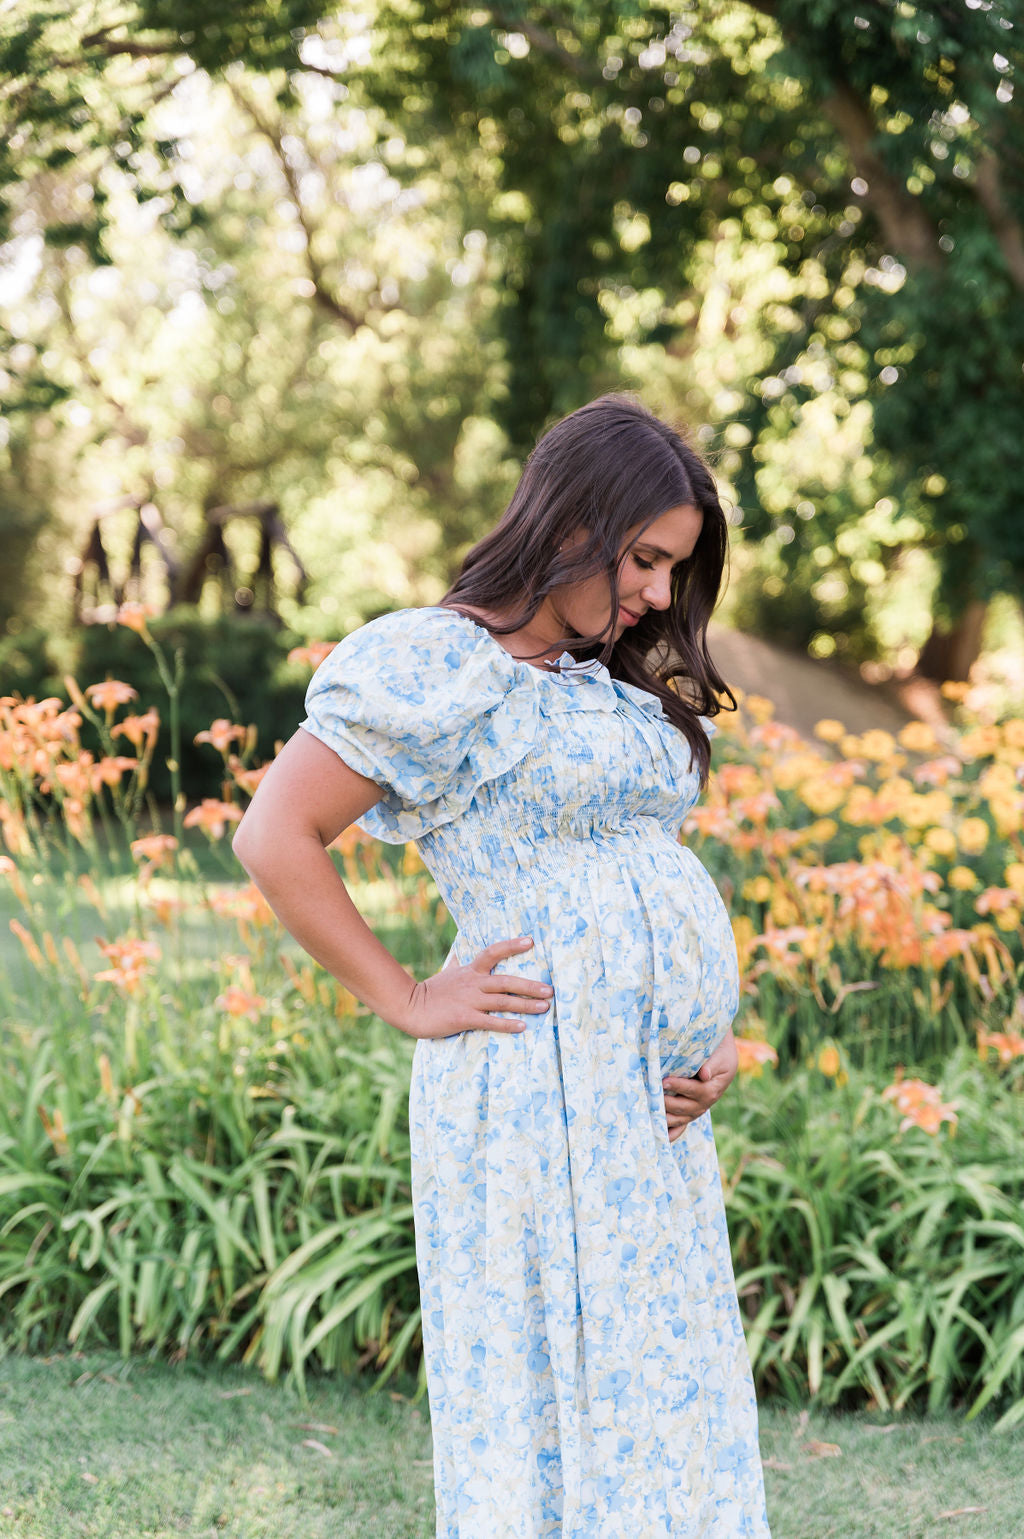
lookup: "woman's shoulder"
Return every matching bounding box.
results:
[309,606,518,711]
[338,605,500,660]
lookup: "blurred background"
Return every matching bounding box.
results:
[2,0,1022,751]
[2,7,1024,1443]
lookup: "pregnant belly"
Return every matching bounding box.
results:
[444,837,740,1083]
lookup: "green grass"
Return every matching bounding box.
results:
[0,1355,1021,1538]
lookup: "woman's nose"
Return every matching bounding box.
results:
[641,572,672,610]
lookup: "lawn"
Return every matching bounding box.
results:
[0,1354,1020,1538]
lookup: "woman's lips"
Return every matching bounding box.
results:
[618,606,641,625]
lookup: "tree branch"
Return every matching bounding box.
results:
[81,32,182,60]
[227,83,366,333]
[486,8,590,78]
[973,152,1024,292]
[820,79,941,269]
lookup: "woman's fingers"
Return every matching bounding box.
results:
[471,936,535,971]
[480,972,553,1001]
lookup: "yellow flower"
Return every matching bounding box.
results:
[949,865,979,891]
[902,790,953,829]
[817,1044,841,1078]
[770,894,801,927]
[813,719,846,744]
[958,816,990,854]
[1004,862,1024,896]
[840,734,864,759]
[1002,718,1024,751]
[744,695,775,725]
[898,721,939,754]
[979,762,1018,798]
[923,827,957,859]
[799,778,845,816]
[959,726,1001,760]
[809,817,838,843]
[990,795,1023,838]
[742,875,774,904]
[940,681,971,702]
[859,729,896,761]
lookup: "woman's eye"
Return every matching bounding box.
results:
[633,556,655,571]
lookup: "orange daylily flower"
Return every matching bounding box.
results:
[130,834,179,868]
[85,679,138,714]
[215,985,266,1019]
[287,641,336,670]
[977,1029,1024,1064]
[183,799,243,839]
[229,757,271,796]
[112,709,160,751]
[116,601,155,634]
[207,883,276,927]
[91,755,139,788]
[194,719,248,755]
[735,1038,778,1075]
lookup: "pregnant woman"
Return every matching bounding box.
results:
[234,394,771,1537]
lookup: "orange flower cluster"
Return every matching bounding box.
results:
[0,687,157,849]
[1,695,83,779]
[881,1073,959,1135]
[94,937,161,994]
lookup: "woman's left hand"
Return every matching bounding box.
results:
[662,1028,739,1142]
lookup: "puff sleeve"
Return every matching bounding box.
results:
[300,607,539,843]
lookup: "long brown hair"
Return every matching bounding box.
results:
[441,394,735,786]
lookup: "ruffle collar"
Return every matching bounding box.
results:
[440,610,666,721]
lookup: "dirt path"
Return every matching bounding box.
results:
[707,624,944,742]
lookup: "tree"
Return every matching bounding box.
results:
[368,0,1023,675]
[0,1,516,635]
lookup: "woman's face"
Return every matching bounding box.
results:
[543,502,703,643]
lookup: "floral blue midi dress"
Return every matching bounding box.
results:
[302,606,771,1539]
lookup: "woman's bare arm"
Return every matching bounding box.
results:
[232,728,552,1038]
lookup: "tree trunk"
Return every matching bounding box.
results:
[915,599,988,684]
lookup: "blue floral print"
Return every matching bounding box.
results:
[302,606,771,1538]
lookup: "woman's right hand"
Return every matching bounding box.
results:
[398,937,553,1040]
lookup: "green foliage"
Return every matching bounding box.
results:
[3,0,1023,672]
[0,626,63,701]
[74,612,309,797]
[368,0,1024,654]
[721,1056,1024,1424]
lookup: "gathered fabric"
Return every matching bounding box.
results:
[303,606,771,1538]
